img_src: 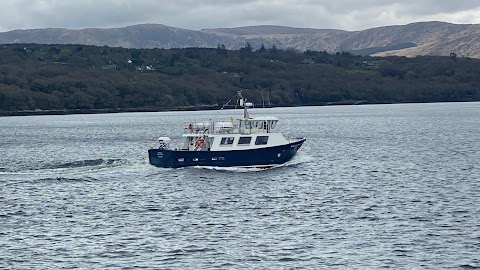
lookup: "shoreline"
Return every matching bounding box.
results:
[1,99,478,117]
[0,105,226,117]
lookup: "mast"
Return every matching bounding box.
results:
[237,91,249,119]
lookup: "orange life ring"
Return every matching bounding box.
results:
[195,138,205,147]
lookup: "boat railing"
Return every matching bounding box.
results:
[186,122,212,134]
[289,137,305,143]
[185,122,276,135]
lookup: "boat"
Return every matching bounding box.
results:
[148,91,306,168]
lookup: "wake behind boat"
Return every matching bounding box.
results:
[148,91,306,168]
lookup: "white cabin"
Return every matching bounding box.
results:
[178,116,290,151]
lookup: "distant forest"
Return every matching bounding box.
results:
[1,43,479,114]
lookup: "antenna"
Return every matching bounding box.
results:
[221,91,243,110]
[235,91,252,119]
[220,99,231,110]
[220,91,251,118]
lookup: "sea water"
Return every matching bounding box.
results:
[1,103,479,269]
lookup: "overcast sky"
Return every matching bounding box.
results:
[1,0,480,32]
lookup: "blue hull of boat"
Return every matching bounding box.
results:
[148,138,306,168]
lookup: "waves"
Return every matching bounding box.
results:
[190,153,314,173]
[1,158,125,173]
[0,153,316,181]
[41,158,121,170]
[0,158,153,182]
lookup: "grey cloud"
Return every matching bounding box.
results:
[0,0,479,32]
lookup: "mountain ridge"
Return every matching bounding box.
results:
[1,21,479,58]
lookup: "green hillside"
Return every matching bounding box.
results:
[1,44,479,115]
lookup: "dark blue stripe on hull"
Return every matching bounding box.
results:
[148,139,305,168]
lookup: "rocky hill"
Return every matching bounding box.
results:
[0,24,236,49]
[1,21,479,58]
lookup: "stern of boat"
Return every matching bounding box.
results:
[148,148,179,168]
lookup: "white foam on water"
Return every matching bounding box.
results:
[189,153,313,173]
[0,158,140,181]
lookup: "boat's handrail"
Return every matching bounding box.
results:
[185,118,280,135]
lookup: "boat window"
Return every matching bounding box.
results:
[220,137,234,145]
[238,136,252,145]
[255,136,269,145]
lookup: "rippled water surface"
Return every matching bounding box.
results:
[1,103,480,269]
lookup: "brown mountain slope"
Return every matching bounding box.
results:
[0,22,479,58]
[210,22,480,58]
[371,22,480,58]
[0,24,235,49]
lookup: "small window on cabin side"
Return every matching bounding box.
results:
[220,137,234,145]
[238,137,251,145]
[255,136,269,145]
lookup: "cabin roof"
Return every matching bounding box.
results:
[244,116,279,121]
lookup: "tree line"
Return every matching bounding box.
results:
[0,43,479,113]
